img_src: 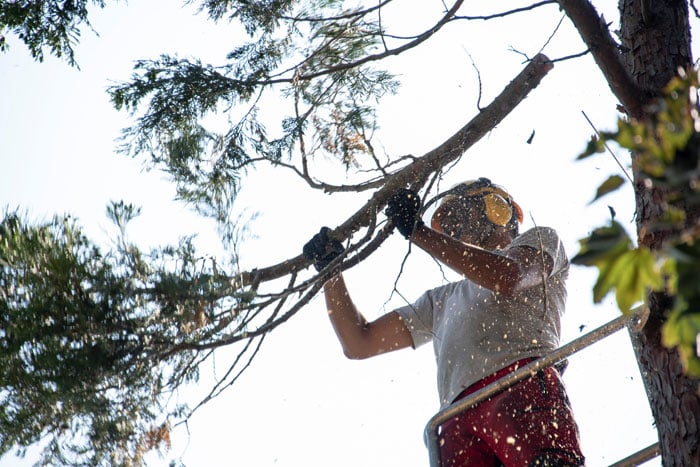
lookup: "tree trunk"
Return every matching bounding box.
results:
[618,0,692,95]
[627,294,700,466]
[619,1,700,465]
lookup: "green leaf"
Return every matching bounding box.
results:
[591,249,634,304]
[615,248,664,313]
[662,307,700,377]
[576,134,604,160]
[679,346,700,377]
[571,221,631,266]
[0,0,105,67]
[576,227,666,315]
[614,249,659,312]
[590,175,625,204]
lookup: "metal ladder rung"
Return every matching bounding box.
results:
[609,442,660,467]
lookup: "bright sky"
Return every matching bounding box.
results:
[3,1,692,465]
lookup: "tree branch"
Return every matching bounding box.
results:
[290,0,466,82]
[556,0,648,118]
[281,0,397,23]
[233,54,554,289]
[451,1,558,22]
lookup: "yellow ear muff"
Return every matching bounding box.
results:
[429,180,523,233]
[482,193,512,226]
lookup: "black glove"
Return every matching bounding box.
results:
[385,188,423,238]
[302,227,346,272]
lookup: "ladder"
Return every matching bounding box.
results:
[423,308,661,467]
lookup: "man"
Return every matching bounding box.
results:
[303,178,584,466]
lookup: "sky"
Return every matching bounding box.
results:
[2,0,693,465]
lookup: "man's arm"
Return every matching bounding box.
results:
[410,224,553,295]
[323,273,414,360]
[384,187,551,295]
[303,227,414,360]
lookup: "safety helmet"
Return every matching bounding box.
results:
[430,178,523,232]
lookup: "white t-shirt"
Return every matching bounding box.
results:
[395,227,569,408]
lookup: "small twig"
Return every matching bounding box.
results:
[290,0,467,82]
[550,49,590,63]
[508,46,530,62]
[281,0,396,23]
[691,0,700,19]
[451,1,557,21]
[462,48,484,111]
[536,13,566,57]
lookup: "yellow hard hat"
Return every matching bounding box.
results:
[430,178,523,232]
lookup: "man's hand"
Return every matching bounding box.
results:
[303,227,346,272]
[386,188,423,238]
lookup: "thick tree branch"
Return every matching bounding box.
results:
[556,0,648,118]
[234,54,554,289]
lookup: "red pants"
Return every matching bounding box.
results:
[438,359,585,466]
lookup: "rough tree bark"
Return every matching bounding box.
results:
[619,1,699,465]
[560,0,699,464]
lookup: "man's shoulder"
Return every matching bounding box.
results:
[520,225,558,236]
[513,226,560,245]
[425,278,472,297]
[513,226,569,273]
